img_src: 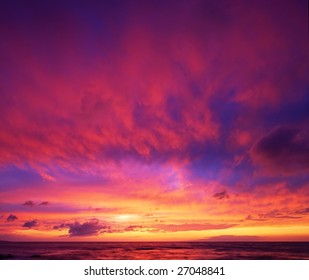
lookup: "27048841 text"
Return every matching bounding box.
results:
[83,265,225,276]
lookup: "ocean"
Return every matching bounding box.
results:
[1,242,308,260]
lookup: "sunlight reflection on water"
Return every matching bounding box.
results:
[1,242,309,260]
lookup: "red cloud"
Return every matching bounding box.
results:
[1,1,307,173]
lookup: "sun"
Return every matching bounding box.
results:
[114,214,139,221]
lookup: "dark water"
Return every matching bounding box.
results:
[0,242,308,260]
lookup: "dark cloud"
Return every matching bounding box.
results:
[53,223,70,230]
[23,200,35,207]
[39,201,49,206]
[68,221,111,237]
[22,220,37,228]
[213,190,229,200]
[273,215,301,219]
[258,210,301,220]
[251,125,309,174]
[245,215,266,222]
[125,225,143,232]
[22,201,49,207]
[7,214,18,222]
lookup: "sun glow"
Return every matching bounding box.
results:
[114,214,139,221]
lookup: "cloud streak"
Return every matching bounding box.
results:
[151,223,237,233]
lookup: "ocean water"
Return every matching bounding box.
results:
[0,242,308,260]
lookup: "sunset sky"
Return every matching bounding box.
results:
[0,0,309,242]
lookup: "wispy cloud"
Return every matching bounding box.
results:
[150,223,237,233]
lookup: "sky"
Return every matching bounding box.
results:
[0,0,309,242]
